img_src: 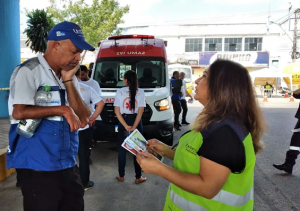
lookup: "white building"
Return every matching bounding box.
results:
[20,11,300,86]
[118,12,300,79]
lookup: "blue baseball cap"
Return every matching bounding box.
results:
[47,21,95,51]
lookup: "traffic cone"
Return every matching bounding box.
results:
[284,91,289,98]
[263,92,268,102]
[290,93,295,102]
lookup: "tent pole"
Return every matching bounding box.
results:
[276,77,278,96]
[291,76,293,92]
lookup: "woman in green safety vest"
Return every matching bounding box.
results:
[137,59,266,211]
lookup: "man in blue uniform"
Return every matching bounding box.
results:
[170,71,182,131]
[7,21,93,211]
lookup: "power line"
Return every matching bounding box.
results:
[272,9,296,25]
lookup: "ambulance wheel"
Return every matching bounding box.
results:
[162,133,173,146]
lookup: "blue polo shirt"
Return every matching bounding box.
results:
[170,77,181,101]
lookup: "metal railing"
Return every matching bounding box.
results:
[0,88,10,91]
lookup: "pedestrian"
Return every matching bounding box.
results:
[137,59,266,211]
[76,68,104,190]
[170,71,182,131]
[88,62,94,78]
[80,64,102,163]
[80,64,101,96]
[113,70,147,184]
[179,72,193,125]
[263,81,274,97]
[273,88,300,173]
[7,21,94,211]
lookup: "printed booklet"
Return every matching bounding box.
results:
[122,129,164,161]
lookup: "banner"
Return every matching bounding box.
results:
[199,51,269,67]
[168,54,199,65]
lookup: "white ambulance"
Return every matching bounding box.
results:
[92,35,174,145]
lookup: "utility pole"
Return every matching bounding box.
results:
[292,8,300,62]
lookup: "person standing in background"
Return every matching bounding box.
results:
[80,64,101,163]
[76,68,104,190]
[273,88,300,173]
[170,71,182,131]
[179,72,193,125]
[88,62,94,78]
[80,65,101,96]
[114,70,147,184]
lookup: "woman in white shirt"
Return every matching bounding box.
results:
[114,70,147,184]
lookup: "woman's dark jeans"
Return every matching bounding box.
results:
[118,114,143,179]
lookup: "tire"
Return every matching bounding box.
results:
[161,133,174,146]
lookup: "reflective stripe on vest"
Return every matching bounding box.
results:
[212,187,253,207]
[170,189,208,211]
[290,146,300,151]
[170,187,253,209]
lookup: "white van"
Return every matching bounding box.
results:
[91,35,174,145]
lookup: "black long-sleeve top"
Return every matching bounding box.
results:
[294,93,300,119]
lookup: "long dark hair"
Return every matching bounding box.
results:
[124,70,138,112]
[192,59,266,154]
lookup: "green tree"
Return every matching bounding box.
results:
[47,0,130,61]
[24,9,55,53]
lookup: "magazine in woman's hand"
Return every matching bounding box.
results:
[122,129,164,161]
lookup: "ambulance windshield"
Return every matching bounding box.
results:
[93,57,166,88]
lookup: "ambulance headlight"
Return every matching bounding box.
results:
[154,98,170,111]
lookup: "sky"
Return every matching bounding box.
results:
[20,0,300,32]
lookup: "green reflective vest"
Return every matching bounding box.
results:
[164,120,255,211]
[265,85,271,89]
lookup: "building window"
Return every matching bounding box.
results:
[205,38,222,51]
[185,38,202,52]
[224,38,242,51]
[244,37,262,51]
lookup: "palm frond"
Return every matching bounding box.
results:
[24,9,55,53]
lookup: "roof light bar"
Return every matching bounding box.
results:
[108,35,155,40]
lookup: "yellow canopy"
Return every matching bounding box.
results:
[253,77,276,85]
[283,62,300,85]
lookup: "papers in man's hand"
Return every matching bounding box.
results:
[122,129,163,161]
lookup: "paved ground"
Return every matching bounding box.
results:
[1,97,300,211]
[0,118,9,155]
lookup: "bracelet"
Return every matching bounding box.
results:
[62,79,73,83]
[171,143,178,151]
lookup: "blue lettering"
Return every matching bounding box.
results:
[37,100,60,104]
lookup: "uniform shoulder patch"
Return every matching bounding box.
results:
[21,57,40,70]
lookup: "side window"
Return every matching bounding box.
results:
[94,63,103,82]
[95,62,119,87]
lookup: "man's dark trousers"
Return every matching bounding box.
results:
[172,100,182,126]
[78,127,93,186]
[285,120,300,165]
[16,166,84,211]
[180,99,188,122]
